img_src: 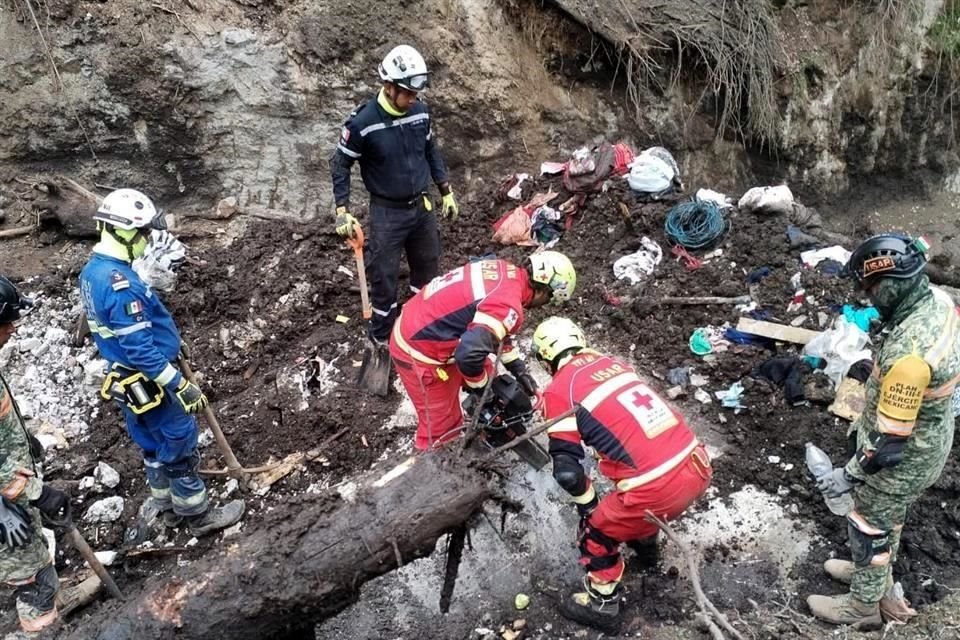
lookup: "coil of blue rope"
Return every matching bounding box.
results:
[664,200,729,249]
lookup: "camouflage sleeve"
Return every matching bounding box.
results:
[0,379,42,502]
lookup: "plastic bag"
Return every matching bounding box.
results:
[627,147,680,197]
[738,185,794,215]
[802,317,872,387]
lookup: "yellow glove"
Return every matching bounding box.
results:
[441,192,459,219]
[173,378,208,414]
[335,207,359,238]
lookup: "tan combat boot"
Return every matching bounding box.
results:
[821,560,917,623]
[807,593,882,630]
[56,574,102,617]
[823,559,854,584]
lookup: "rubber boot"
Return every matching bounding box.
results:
[806,593,883,629]
[187,499,245,537]
[627,534,660,571]
[55,574,102,618]
[557,579,622,634]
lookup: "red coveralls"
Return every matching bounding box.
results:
[389,259,530,450]
[543,351,713,587]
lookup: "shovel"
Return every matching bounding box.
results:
[44,512,124,602]
[349,227,390,397]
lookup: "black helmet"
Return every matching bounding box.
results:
[0,276,32,324]
[846,234,929,288]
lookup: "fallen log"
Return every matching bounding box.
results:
[30,175,101,238]
[62,453,493,639]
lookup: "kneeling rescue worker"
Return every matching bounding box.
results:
[531,317,713,633]
[390,252,576,450]
[1,277,100,632]
[79,189,244,536]
[808,234,960,628]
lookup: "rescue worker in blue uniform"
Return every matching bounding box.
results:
[79,189,243,536]
[331,44,457,394]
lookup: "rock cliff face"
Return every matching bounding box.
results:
[0,0,956,221]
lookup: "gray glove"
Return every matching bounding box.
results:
[0,496,32,550]
[816,467,859,498]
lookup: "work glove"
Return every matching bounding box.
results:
[576,491,599,519]
[28,432,45,462]
[334,207,359,239]
[816,467,859,498]
[505,361,538,397]
[441,192,459,220]
[173,377,209,414]
[32,485,70,523]
[0,496,32,550]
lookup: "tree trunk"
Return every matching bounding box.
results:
[61,454,493,640]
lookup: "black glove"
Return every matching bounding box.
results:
[462,385,487,417]
[0,496,32,549]
[32,485,71,523]
[505,361,538,396]
[28,432,45,462]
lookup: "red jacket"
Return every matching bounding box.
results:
[544,351,697,487]
[393,259,530,386]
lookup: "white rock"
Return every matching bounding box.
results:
[83,359,108,387]
[17,338,41,352]
[694,388,712,404]
[690,373,709,387]
[185,537,199,547]
[91,551,117,566]
[767,455,781,464]
[43,327,68,344]
[198,428,214,448]
[84,496,125,523]
[222,522,243,538]
[78,476,96,491]
[94,462,121,489]
[36,433,60,450]
[222,478,239,498]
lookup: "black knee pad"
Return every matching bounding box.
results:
[848,521,890,568]
[15,564,58,612]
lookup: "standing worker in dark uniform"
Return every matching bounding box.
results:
[330,44,457,396]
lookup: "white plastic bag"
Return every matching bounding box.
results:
[803,317,872,387]
[613,237,662,284]
[738,185,794,215]
[627,147,679,196]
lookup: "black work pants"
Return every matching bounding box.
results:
[367,200,440,341]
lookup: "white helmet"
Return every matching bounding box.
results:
[93,188,166,231]
[378,45,430,92]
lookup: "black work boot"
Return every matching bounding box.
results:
[557,579,623,634]
[186,500,245,537]
[627,533,660,571]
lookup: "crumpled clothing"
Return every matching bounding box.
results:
[132,230,187,292]
[801,245,852,268]
[568,147,597,176]
[846,358,874,384]
[492,191,558,246]
[753,356,808,405]
[715,381,746,411]
[495,173,529,201]
[530,206,564,248]
[562,142,634,193]
[842,305,880,332]
[746,266,772,284]
[613,237,662,284]
[786,224,821,249]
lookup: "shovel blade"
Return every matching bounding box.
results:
[357,342,391,397]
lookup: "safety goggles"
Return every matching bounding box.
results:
[396,73,430,92]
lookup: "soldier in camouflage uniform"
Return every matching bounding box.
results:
[809,235,960,628]
[0,276,85,632]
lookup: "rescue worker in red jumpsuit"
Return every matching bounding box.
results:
[531,316,713,633]
[389,252,576,450]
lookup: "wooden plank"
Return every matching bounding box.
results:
[736,317,821,345]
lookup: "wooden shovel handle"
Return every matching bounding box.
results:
[347,227,372,320]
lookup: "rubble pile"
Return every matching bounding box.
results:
[0,284,104,451]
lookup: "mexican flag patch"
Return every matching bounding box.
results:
[125,301,144,316]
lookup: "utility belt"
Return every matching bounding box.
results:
[100,363,164,414]
[369,193,430,211]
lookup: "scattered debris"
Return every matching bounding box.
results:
[93,462,120,489]
[84,496,124,523]
[613,236,662,284]
[514,593,530,610]
[738,184,793,215]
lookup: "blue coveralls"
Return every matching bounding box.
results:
[79,252,207,516]
[331,95,449,342]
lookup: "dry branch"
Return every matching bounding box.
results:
[0,226,35,239]
[645,511,748,640]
